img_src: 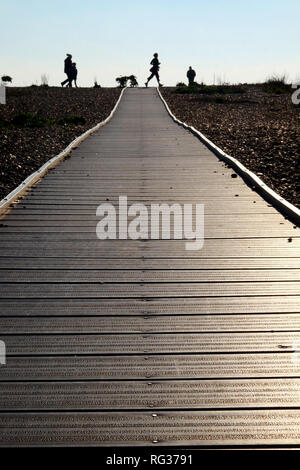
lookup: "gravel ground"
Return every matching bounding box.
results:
[0,87,120,199]
[161,86,299,207]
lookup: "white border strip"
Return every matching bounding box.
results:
[0,87,127,216]
[157,87,300,226]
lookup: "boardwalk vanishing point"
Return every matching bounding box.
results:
[0,88,299,447]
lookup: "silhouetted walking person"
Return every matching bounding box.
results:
[70,62,78,88]
[187,66,196,86]
[145,53,163,87]
[61,54,73,87]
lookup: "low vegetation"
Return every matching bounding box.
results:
[116,75,138,88]
[175,82,245,95]
[0,112,86,128]
[262,75,292,94]
[1,75,12,84]
[175,76,293,96]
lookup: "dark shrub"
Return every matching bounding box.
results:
[57,116,86,125]
[12,113,46,127]
[116,76,128,88]
[263,76,291,94]
[1,75,12,83]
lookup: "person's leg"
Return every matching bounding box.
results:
[155,72,163,86]
[61,77,69,86]
[145,72,154,87]
[68,74,73,87]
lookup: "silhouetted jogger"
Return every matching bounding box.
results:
[145,53,163,87]
[187,66,196,86]
[61,54,73,87]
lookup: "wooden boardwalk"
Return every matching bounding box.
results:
[0,88,299,447]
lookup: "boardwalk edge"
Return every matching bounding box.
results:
[157,87,300,227]
[0,87,127,216]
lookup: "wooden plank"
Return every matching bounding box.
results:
[7,204,277,215]
[1,296,299,316]
[26,193,268,200]
[3,331,300,355]
[1,229,296,238]
[0,353,298,381]
[1,378,300,411]
[0,236,299,259]
[0,257,299,269]
[3,410,300,447]
[4,213,288,221]
[0,282,299,298]
[1,248,298,258]
[1,269,299,283]
[1,314,299,334]
[2,229,297,240]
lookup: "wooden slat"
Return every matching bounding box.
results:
[0,257,298,269]
[1,314,299,334]
[1,410,300,447]
[1,296,299,316]
[1,378,300,410]
[0,282,299,298]
[0,227,297,238]
[3,331,300,355]
[0,353,299,381]
[1,268,299,283]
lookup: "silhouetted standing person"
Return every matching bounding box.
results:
[187,66,196,86]
[70,62,78,88]
[61,54,73,87]
[145,53,163,87]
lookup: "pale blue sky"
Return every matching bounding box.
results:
[1,0,299,87]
